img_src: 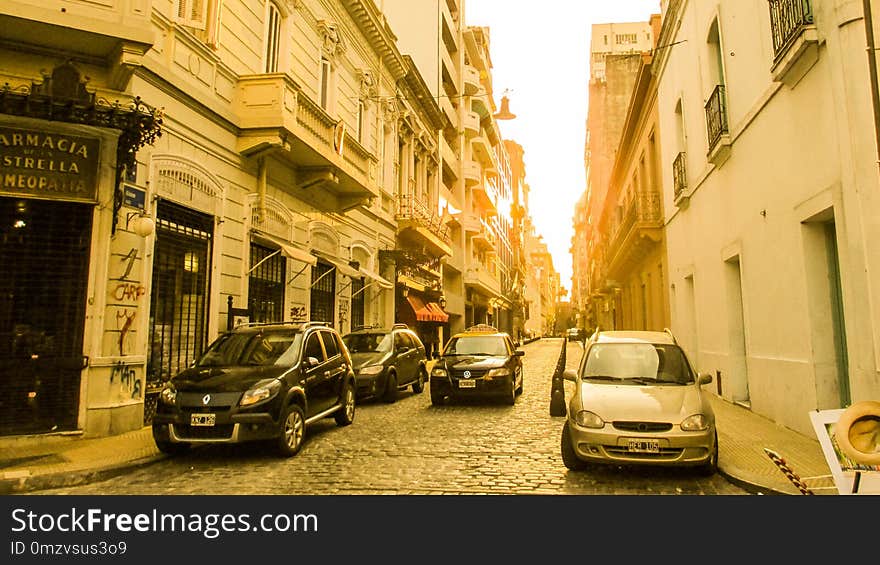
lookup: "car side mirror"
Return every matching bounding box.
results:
[515,350,525,357]
[563,369,578,383]
[698,372,713,385]
[397,345,410,353]
[303,356,320,369]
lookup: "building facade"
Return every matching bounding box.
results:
[656,0,880,434]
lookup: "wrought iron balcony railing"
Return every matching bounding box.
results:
[673,152,687,199]
[704,84,728,153]
[396,194,451,245]
[768,0,814,60]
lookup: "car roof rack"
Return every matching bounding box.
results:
[352,324,377,331]
[391,323,409,330]
[590,326,601,342]
[302,321,331,329]
[663,328,678,345]
[232,321,298,329]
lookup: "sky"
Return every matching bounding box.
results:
[464,0,661,294]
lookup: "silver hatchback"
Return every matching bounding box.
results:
[561,330,718,475]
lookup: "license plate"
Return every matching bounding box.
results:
[458,380,476,389]
[191,413,216,427]
[627,439,660,453]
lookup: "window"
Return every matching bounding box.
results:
[248,242,285,323]
[615,33,637,45]
[320,57,332,109]
[321,331,339,359]
[351,277,365,329]
[310,262,335,325]
[176,0,208,29]
[303,333,324,363]
[265,2,282,73]
[357,100,365,144]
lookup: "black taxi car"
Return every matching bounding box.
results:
[429,324,524,405]
[342,324,428,403]
[151,321,356,458]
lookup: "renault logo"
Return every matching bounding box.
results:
[463,371,471,379]
[202,394,211,405]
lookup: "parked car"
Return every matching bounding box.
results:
[342,324,428,403]
[560,329,718,475]
[430,324,524,405]
[152,321,356,458]
[567,328,580,342]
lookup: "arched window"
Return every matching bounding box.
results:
[265,2,283,73]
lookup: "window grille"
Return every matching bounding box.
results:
[249,242,285,323]
[310,262,335,325]
[351,277,365,328]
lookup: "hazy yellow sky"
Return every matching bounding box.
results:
[465,0,661,292]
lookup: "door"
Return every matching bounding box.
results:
[301,331,331,415]
[319,330,348,405]
[0,197,92,435]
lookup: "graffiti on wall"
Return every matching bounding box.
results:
[291,304,307,322]
[110,361,142,399]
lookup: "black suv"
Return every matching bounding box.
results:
[152,322,356,457]
[429,325,525,405]
[342,324,428,403]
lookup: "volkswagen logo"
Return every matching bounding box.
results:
[637,423,648,432]
[463,370,472,379]
[202,394,211,405]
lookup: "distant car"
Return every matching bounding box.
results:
[567,328,580,342]
[343,324,428,403]
[430,324,524,405]
[152,322,356,458]
[560,330,718,475]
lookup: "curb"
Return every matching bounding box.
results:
[0,455,167,495]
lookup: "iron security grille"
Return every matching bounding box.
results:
[249,242,285,323]
[148,200,213,384]
[0,198,92,435]
[310,262,335,325]
[351,277,365,329]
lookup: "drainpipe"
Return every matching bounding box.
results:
[865,0,880,175]
[257,156,267,223]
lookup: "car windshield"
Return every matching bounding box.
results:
[444,335,508,356]
[581,343,694,384]
[196,331,302,367]
[343,332,392,354]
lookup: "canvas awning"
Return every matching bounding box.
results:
[311,249,362,278]
[406,295,449,323]
[249,230,317,271]
[357,266,394,289]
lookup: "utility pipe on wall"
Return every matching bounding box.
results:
[865,0,880,175]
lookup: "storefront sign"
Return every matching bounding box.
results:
[0,126,100,202]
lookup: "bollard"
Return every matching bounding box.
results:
[549,338,567,417]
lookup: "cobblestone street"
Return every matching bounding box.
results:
[44,339,747,495]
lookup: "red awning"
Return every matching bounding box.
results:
[406,295,449,323]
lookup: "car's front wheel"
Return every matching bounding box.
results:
[277,404,306,457]
[382,371,398,403]
[335,380,356,426]
[561,422,587,471]
[152,425,191,455]
[698,432,719,476]
[412,368,426,394]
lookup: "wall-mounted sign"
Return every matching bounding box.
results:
[123,184,146,210]
[0,126,100,203]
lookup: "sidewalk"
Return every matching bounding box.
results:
[1,394,835,495]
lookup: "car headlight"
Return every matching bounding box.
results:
[358,364,384,376]
[574,410,605,429]
[680,414,710,431]
[240,380,282,407]
[431,367,447,377]
[159,385,177,405]
[485,367,511,379]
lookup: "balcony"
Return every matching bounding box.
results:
[463,111,480,138]
[0,0,154,90]
[235,74,379,212]
[397,194,453,258]
[605,191,664,279]
[463,159,481,187]
[440,136,459,180]
[463,65,481,96]
[471,91,491,119]
[472,182,497,215]
[471,218,496,251]
[464,265,501,298]
[471,135,496,168]
[768,0,818,87]
[704,84,731,167]
[672,151,688,206]
[440,94,458,127]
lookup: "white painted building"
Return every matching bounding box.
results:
[655,0,880,435]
